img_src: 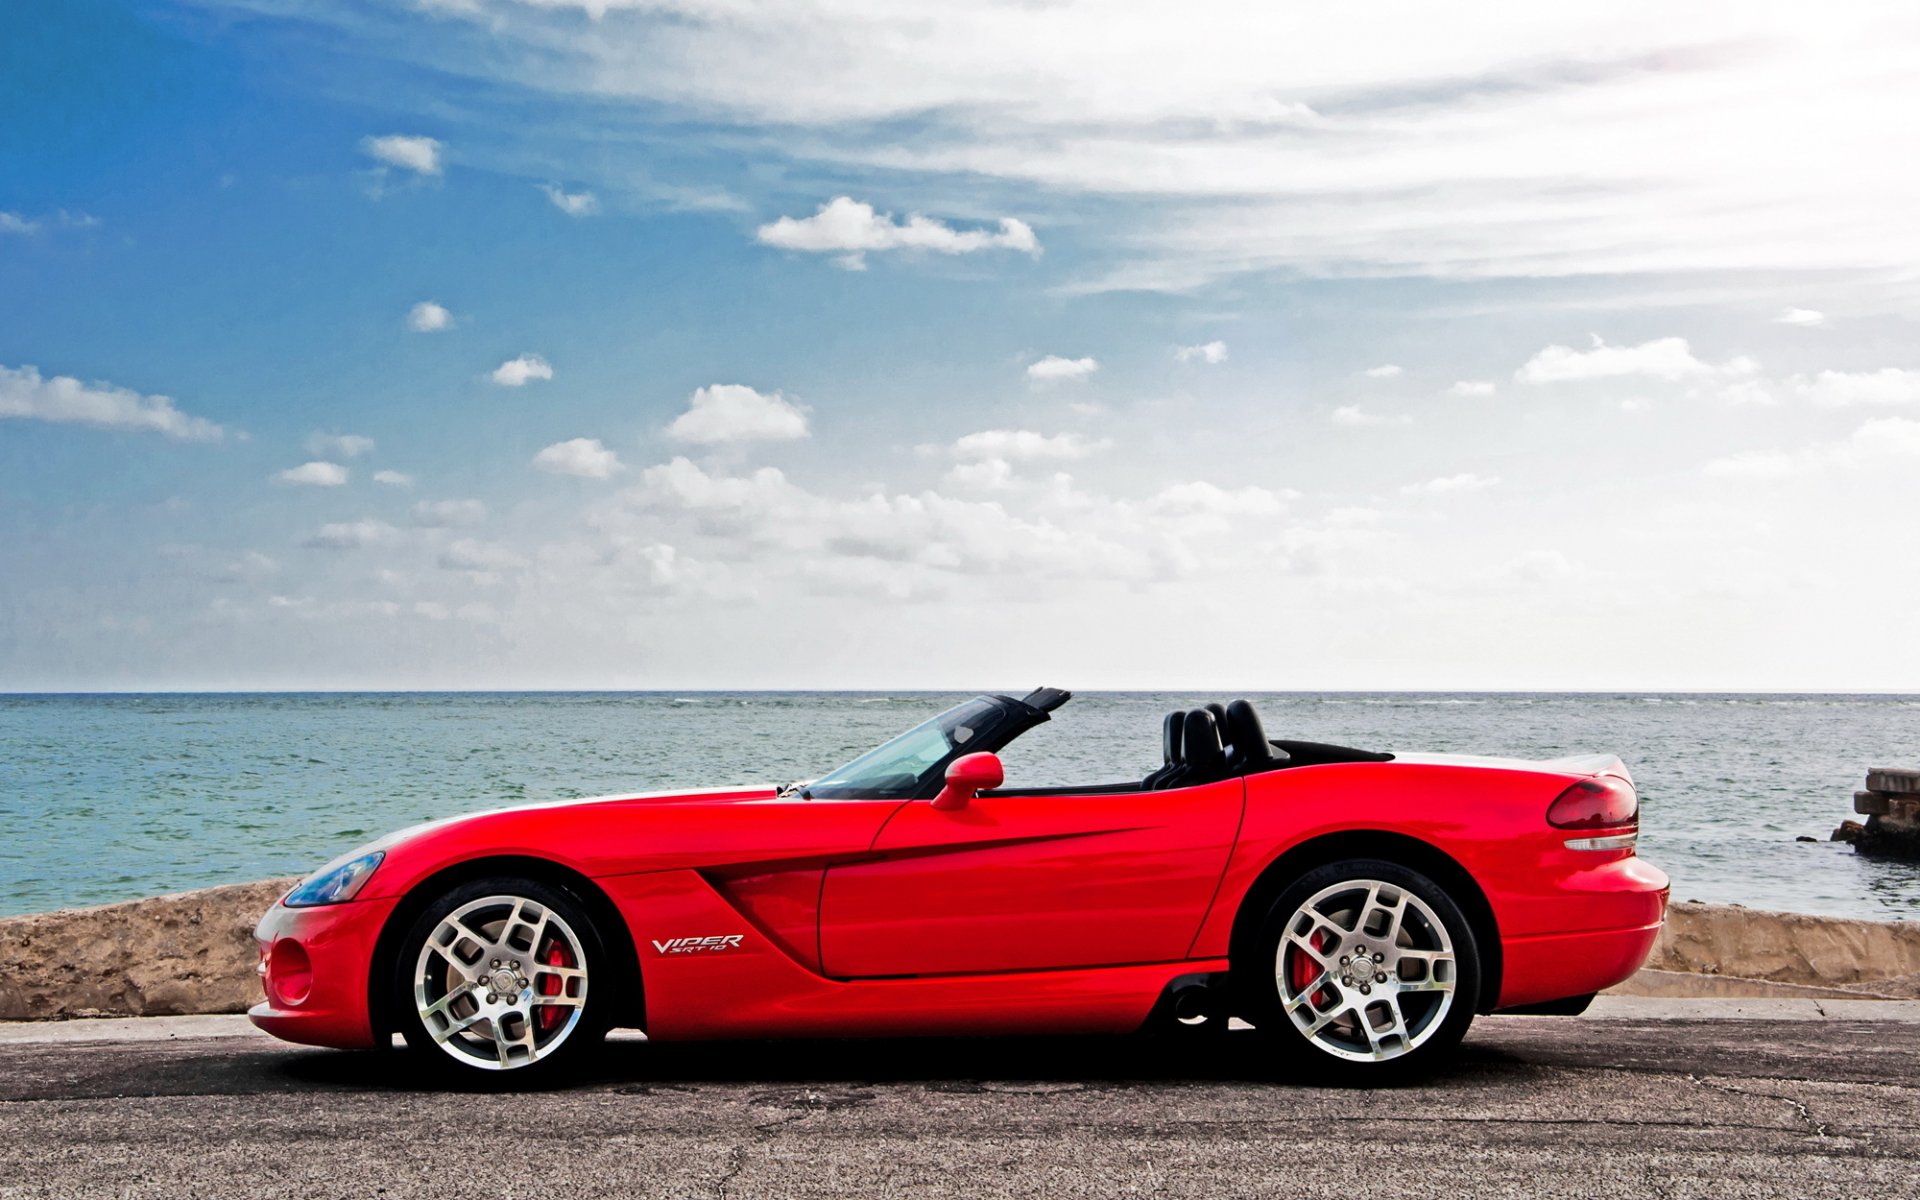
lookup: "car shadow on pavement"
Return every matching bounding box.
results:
[274,1029,1522,1094]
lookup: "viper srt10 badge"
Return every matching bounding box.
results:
[651,934,745,955]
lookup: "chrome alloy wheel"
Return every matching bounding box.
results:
[1275,878,1457,1063]
[412,894,590,1071]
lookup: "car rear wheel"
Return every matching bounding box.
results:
[395,876,607,1079]
[1244,858,1480,1080]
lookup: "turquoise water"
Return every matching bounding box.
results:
[2,691,1916,920]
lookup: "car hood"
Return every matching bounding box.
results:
[289,784,783,897]
[392,782,781,841]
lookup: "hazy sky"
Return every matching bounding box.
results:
[4,1,1919,691]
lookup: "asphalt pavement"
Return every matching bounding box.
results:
[5,1009,1918,1199]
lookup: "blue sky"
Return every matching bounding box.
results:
[4,1,1920,690]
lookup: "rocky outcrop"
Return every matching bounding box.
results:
[1844,768,1920,858]
[2,882,1917,1019]
[0,879,295,1020]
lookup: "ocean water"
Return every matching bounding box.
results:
[1,691,1916,921]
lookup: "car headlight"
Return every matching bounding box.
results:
[284,851,385,907]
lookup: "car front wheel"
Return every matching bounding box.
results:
[395,876,606,1078]
[1244,858,1480,1079]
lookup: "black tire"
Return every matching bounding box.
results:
[1239,858,1480,1082]
[393,875,611,1082]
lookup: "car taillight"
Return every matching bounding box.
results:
[1547,777,1638,831]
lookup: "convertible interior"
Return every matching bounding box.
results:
[981,690,1394,798]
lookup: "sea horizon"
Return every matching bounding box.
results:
[4,689,1916,923]
[9,687,1920,697]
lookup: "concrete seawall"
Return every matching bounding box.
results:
[1639,900,1920,996]
[2,884,1917,1020]
[0,879,296,1020]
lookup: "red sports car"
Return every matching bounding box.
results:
[250,689,1669,1080]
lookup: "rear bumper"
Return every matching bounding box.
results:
[1495,855,1670,1010]
[246,894,397,1050]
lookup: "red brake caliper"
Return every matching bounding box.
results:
[1290,929,1329,1001]
[537,938,573,1032]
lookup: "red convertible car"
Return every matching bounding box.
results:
[250,689,1668,1080]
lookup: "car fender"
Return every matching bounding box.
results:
[1190,760,1593,960]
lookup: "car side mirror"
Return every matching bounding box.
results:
[931,752,1003,811]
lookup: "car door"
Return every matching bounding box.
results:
[816,777,1244,978]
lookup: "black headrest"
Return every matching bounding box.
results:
[1204,702,1229,733]
[1225,699,1273,767]
[1161,710,1185,766]
[1183,709,1224,772]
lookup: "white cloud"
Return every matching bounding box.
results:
[629,456,792,516]
[1774,308,1827,328]
[539,184,600,216]
[1330,405,1410,427]
[533,437,624,478]
[756,197,1038,270]
[259,595,412,622]
[411,598,498,622]
[306,432,376,458]
[1362,364,1402,379]
[618,456,1165,583]
[1509,550,1576,583]
[1516,336,1756,385]
[1148,480,1293,515]
[1448,380,1496,397]
[210,551,279,583]
[273,5,1920,299]
[440,538,528,572]
[943,430,1110,489]
[1175,340,1228,365]
[1704,416,1920,480]
[944,458,1015,490]
[1401,473,1501,496]
[0,363,225,441]
[411,498,488,526]
[950,430,1107,462]
[666,384,810,444]
[491,354,553,386]
[361,134,443,176]
[1716,379,1777,407]
[0,210,96,236]
[303,518,399,549]
[1795,368,1920,408]
[373,469,415,487]
[407,301,453,332]
[274,461,349,487]
[1026,355,1099,383]
[1701,450,1803,481]
[1854,415,1920,458]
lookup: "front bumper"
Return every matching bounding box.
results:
[246,893,399,1049]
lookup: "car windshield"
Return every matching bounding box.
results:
[806,698,1006,799]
